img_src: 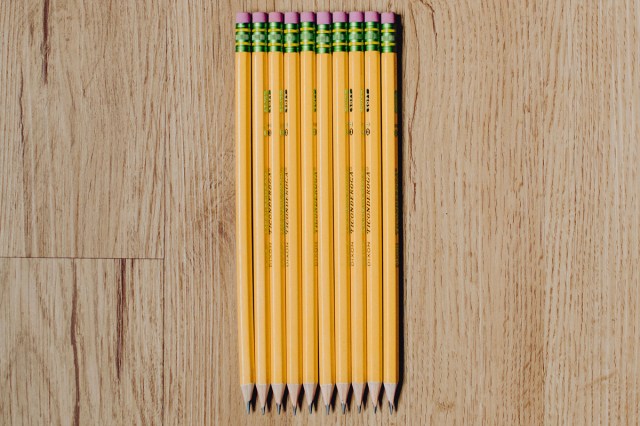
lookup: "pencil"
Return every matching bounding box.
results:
[316,10,335,414]
[251,11,270,414]
[332,11,351,413]
[364,10,383,411]
[299,11,318,414]
[284,11,302,414]
[381,13,399,413]
[348,10,367,413]
[235,12,255,413]
[268,11,287,414]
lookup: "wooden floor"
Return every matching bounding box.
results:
[1,0,639,424]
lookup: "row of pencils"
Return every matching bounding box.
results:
[234,10,399,415]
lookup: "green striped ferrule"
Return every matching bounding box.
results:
[364,21,380,51]
[299,22,315,52]
[348,22,364,52]
[268,22,283,52]
[252,22,267,52]
[235,23,251,52]
[381,23,396,53]
[332,22,347,52]
[284,23,299,53]
[316,24,331,54]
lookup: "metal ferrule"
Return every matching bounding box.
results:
[236,23,251,52]
[348,21,364,52]
[252,22,267,52]
[381,22,396,53]
[332,21,347,52]
[268,21,283,52]
[364,21,380,52]
[316,24,331,54]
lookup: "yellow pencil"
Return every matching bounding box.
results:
[283,12,302,414]
[364,11,383,411]
[251,11,270,414]
[348,10,367,412]
[380,13,400,411]
[381,13,399,413]
[235,12,255,413]
[316,11,335,414]
[299,11,318,414]
[331,11,351,413]
[268,12,287,413]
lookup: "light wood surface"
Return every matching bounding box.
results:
[0,259,163,424]
[1,0,639,424]
[0,0,165,258]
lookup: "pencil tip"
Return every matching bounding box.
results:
[246,402,250,414]
[241,384,254,409]
[352,383,366,408]
[342,403,346,414]
[309,405,313,414]
[389,402,394,414]
[358,404,362,413]
[261,407,265,415]
[325,405,330,415]
[293,406,297,415]
[277,404,281,415]
[256,384,269,410]
[374,405,378,413]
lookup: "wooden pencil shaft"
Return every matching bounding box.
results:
[300,29,318,386]
[268,19,286,386]
[382,43,399,386]
[333,42,351,385]
[235,30,254,390]
[364,19,383,385]
[251,36,270,388]
[284,22,302,386]
[348,27,367,385]
[316,25,335,387]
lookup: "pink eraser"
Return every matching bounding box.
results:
[333,11,347,23]
[317,11,331,25]
[284,12,299,24]
[364,11,380,22]
[349,11,364,22]
[252,12,267,23]
[236,12,251,24]
[300,11,315,23]
[269,12,283,23]
[381,12,395,24]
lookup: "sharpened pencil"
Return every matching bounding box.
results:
[332,10,352,411]
[268,11,287,412]
[381,12,399,413]
[235,11,255,412]
[364,10,383,410]
[300,11,319,414]
[348,10,367,412]
[251,11,271,413]
[316,10,336,413]
[284,11,302,413]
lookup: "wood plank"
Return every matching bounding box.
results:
[402,1,546,424]
[0,0,165,258]
[162,0,639,424]
[163,1,543,424]
[0,0,636,423]
[0,259,163,424]
[542,1,640,424]
[163,0,230,422]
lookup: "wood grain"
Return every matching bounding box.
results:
[0,0,165,258]
[542,1,640,424]
[0,259,163,424]
[0,0,639,424]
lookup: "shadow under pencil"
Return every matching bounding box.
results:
[396,13,406,410]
